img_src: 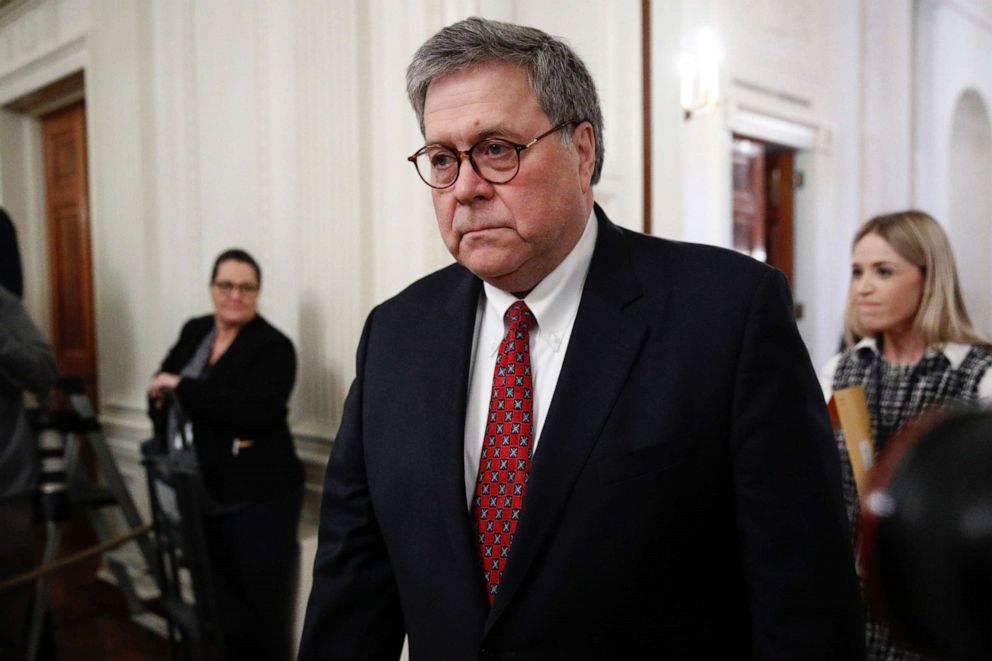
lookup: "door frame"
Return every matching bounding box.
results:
[725,103,836,365]
[0,35,92,361]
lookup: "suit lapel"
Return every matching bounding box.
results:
[485,209,653,629]
[426,269,486,577]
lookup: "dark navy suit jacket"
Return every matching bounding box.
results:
[299,206,863,660]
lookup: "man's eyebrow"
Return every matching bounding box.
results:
[425,123,523,147]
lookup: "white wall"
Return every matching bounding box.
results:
[948,91,992,335]
[646,0,989,368]
[915,0,992,219]
[915,0,992,339]
[861,0,914,219]
[652,0,863,368]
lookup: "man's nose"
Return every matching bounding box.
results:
[453,155,494,204]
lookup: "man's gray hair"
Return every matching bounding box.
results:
[407,17,605,185]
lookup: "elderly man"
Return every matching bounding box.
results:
[300,17,862,660]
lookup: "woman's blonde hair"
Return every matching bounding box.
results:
[844,210,988,348]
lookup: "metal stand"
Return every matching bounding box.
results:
[142,392,226,660]
[26,376,164,660]
[26,521,59,661]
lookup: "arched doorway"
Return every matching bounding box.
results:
[947,90,992,336]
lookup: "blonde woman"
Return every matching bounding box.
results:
[820,210,992,660]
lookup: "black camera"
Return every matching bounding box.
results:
[26,407,83,523]
[860,410,992,659]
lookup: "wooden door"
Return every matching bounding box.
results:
[41,101,98,408]
[731,135,796,286]
[731,139,767,261]
[764,149,795,286]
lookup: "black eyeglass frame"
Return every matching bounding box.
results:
[211,280,260,296]
[407,121,584,189]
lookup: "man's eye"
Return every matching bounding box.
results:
[431,153,456,168]
[481,141,512,158]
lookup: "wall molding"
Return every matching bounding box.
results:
[0,32,85,106]
[727,102,829,151]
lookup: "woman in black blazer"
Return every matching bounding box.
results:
[149,249,303,660]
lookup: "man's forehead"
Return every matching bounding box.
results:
[422,62,544,141]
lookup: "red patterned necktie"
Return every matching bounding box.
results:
[472,300,536,604]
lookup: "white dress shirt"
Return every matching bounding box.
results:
[463,210,598,506]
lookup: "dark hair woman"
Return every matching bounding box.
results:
[148,248,303,660]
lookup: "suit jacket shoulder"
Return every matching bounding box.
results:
[374,262,480,321]
[616,222,777,299]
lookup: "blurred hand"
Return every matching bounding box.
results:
[148,372,181,409]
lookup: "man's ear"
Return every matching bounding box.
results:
[572,121,596,186]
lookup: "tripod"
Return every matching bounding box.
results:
[26,376,163,659]
[143,390,227,660]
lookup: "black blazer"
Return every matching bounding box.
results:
[153,314,303,503]
[299,207,863,660]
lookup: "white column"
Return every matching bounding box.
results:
[290,0,367,438]
[860,0,914,219]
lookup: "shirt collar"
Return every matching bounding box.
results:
[482,208,598,353]
[854,336,971,369]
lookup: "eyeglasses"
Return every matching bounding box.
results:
[407,122,579,189]
[212,281,259,296]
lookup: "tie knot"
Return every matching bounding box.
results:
[505,301,535,332]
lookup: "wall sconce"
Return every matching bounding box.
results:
[679,27,721,120]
